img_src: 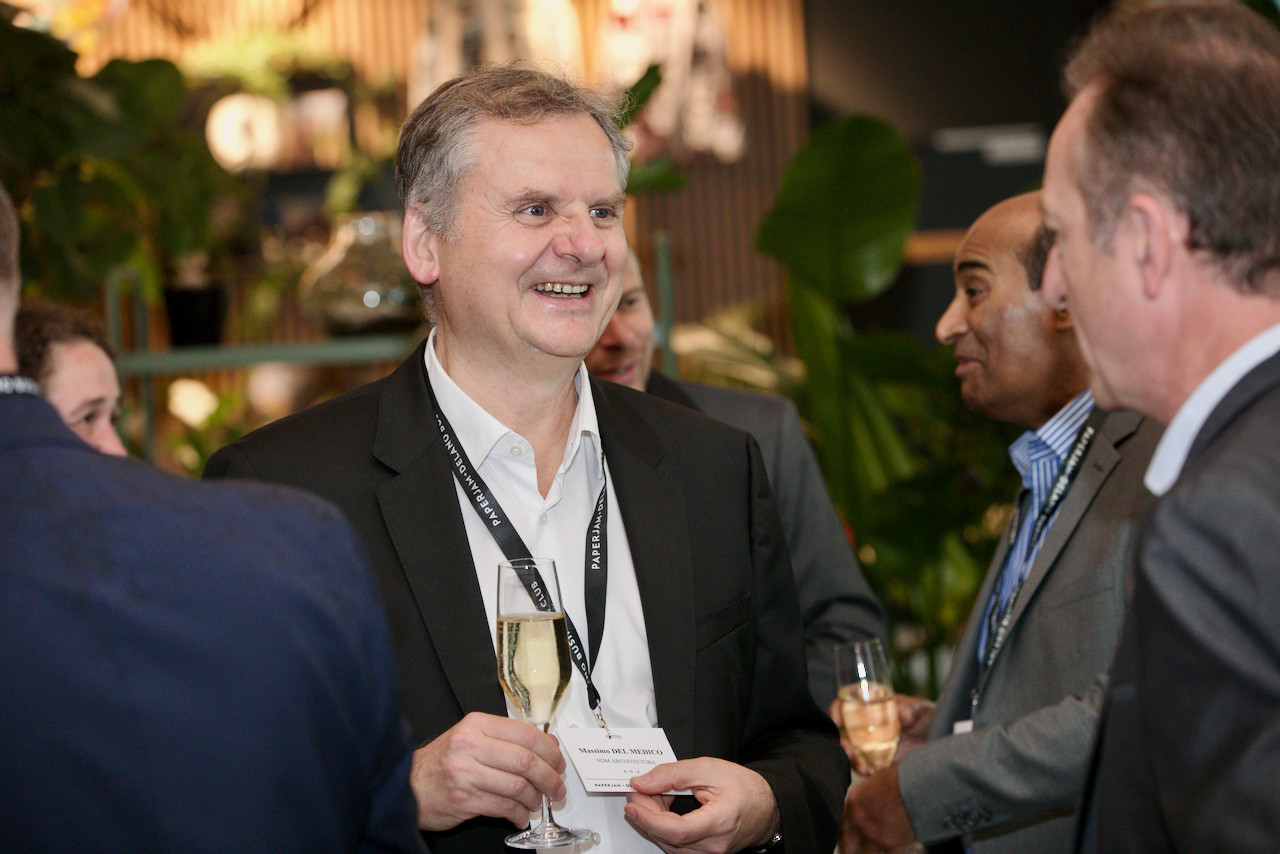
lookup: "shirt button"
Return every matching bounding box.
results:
[510,446,523,456]
[539,513,548,525]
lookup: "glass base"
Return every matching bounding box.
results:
[504,820,594,849]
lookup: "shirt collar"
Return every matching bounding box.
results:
[1009,390,1095,476]
[1145,321,1280,496]
[1008,391,1090,491]
[423,328,605,479]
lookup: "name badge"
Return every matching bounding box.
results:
[559,727,690,794]
[953,719,973,735]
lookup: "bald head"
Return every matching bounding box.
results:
[0,182,19,370]
[936,191,1089,429]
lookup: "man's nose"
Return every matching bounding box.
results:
[95,425,129,457]
[552,211,606,266]
[596,313,629,348]
[935,293,968,345]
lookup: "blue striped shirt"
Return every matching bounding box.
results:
[977,390,1095,662]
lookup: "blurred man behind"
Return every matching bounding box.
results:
[842,191,1160,853]
[585,248,887,708]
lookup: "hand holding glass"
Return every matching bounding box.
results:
[835,638,901,773]
[496,558,592,849]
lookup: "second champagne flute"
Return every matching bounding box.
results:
[496,557,593,849]
[835,637,901,773]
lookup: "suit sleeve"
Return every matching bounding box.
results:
[203,443,260,481]
[296,503,426,854]
[898,671,1108,841]
[1132,457,1280,852]
[770,398,887,707]
[737,435,851,852]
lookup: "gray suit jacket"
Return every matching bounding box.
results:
[897,408,1161,853]
[646,372,887,707]
[204,341,848,854]
[1076,350,1280,853]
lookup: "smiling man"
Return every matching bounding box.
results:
[206,66,845,854]
[839,191,1161,854]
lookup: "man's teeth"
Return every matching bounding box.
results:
[533,283,589,296]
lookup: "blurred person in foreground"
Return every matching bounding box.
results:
[585,247,887,708]
[841,191,1161,854]
[15,298,127,456]
[1039,3,1280,850]
[205,65,846,853]
[0,180,423,853]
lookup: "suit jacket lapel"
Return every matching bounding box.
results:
[1188,349,1280,462]
[978,409,1140,688]
[593,380,698,758]
[374,342,506,717]
[931,515,1014,734]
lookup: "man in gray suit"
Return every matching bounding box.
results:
[840,191,1161,853]
[1039,4,1280,850]
[585,248,887,707]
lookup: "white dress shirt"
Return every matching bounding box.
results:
[425,329,662,852]
[1145,322,1280,496]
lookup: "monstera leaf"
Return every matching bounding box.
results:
[757,114,1015,695]
[757,115,920,304]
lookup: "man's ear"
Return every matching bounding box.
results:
[402,205,440,285]
[1125,192,1179,301]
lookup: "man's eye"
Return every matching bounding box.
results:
[590,207,615,221]
[524,204,547,217]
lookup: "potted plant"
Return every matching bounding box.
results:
[757,114,1018,695]
[0,16,245,345]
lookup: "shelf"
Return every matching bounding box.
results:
[116,334,420,378]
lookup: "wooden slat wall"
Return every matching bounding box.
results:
[80,0,808,352]
[631,0,808,353]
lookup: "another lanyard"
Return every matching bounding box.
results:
[427,381,610,725]
[0,375,40,395]
[980,407,1105,678]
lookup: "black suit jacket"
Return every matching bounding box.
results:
[205,340,847,853]
[1075,350,1280,852]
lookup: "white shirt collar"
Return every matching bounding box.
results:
[1145,321,1280,495]
[422,327,605,479]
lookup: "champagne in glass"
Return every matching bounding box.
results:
[835,638,901,773]
[496,558,592,849]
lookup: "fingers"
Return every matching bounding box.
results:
[625,758,778,853]
[411,712,567,831]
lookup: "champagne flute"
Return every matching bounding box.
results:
[496,558,593,849]
[835,638,901,773]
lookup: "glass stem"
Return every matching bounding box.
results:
[539,722,556,831]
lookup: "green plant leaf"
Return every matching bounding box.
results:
[625,157,687,194]
[618,64,662,128]
[756,114,920,304]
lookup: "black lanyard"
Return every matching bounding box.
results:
[980,407,1105,677]
[427,380,609,718]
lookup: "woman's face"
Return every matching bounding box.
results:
[43,338,127,456]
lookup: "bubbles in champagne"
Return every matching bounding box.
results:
[497,612,571,726]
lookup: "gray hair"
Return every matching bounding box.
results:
[1064,1,1280,294]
